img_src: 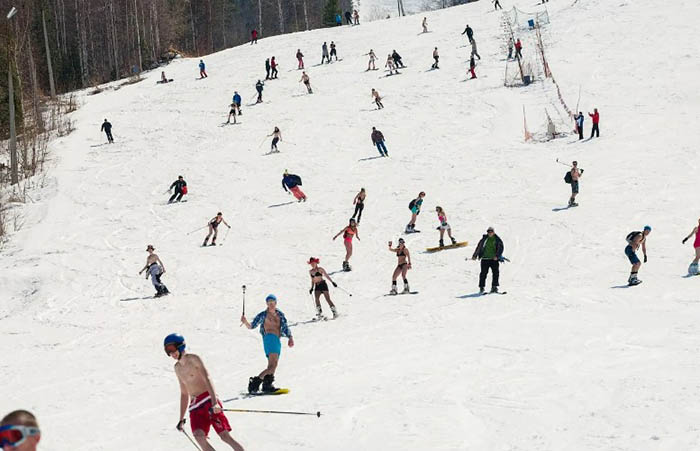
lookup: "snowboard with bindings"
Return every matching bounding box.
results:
[246,388,289,397]
[384,291,419,296]
[426,241,468,252]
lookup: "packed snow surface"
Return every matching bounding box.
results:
[2,0,700,449]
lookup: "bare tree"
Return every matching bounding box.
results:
[41,9,56,98]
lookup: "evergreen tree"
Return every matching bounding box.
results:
[322,0,340,27]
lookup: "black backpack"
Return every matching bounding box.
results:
[408,199,416,210]
[290,174,302,186]
[564,171,572,184]
[626,231,641,244]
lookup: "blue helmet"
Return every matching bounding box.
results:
[164,333,186,355]
[265,294,277,302]
[643,225,652,232]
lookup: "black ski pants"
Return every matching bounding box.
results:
[590,123,599,138]
[479,259,500,289]
[169,190,184,203]
[105,130,113,142]
[578,126,584,140]
[352,203,364,222]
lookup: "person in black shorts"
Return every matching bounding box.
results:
[308,257,338,319]
[625,226,651,285]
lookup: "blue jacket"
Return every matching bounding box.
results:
[233,93,241,104]
[199,61,205,70]
[250,309,292,338]
[576,114,584,128]
[282,174,301,190]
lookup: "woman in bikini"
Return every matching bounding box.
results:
[203,212,230,246]
[333,218,360,271]
[388,238,411,294]
[682,218,700,274]
[435,206,457,247]
[308,257,338,319]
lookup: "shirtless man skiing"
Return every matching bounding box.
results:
[138,244,169,297]
[241,294,294,394]
[164,333,245,451]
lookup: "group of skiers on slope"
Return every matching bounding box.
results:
[265,57,279,80]
[506,37,523,60]
[574,108,601,140]
[340,9,360,26]
[321,41,339,64]
[226,91,243,124]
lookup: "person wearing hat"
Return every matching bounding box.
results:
[308,257,339,319]
[0,410,40,450]
[471,227,504,294]
[625,226,651,285]
[168,175,187,203]
[241,294,294,393]
[138,244,169,297]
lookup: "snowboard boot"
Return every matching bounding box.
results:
[315,305,325,321]
[451,237,457,245]
[330,305,339,319]
[261,374,277,393]
[479,287,486,295]
[390,282,398,295]
[439,239,444,247]
[342,261,351,272]
[402,282,410,294]
[248,376,262,394]
[490,286,499,294]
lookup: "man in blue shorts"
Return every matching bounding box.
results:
[625,226,651,285]
[241,294,294,393]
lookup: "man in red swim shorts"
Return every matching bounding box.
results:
[164,333,245,451]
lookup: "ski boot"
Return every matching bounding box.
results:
[439,239,444,248]
[210,239,217,246]
[402,282,411,294]
[342,261,351,272]
[330,305,339,319]
[202,239,209,247]
[248,376,262,394]
[261,374,277,393]
[451,237,457,245]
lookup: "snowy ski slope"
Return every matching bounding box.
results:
[2,0,700,449]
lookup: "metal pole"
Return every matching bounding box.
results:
[7,6,18,185]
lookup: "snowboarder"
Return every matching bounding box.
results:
[431,47,439,69]
[269,127,282,152]
[514,38,523,58]
[352,188,366,224]
[296,49,305,69]
[462,24,474,42]
[588,108,600,138]
[371,127,388,157]
[198,60,207,78]
[471,227,504,294]
[493,0,503,10]
[168,175,187,203]
[386,55,399,75]
[282,170,306,201]
[299,71,313,94]
[308,257,339,319]
[159,71,171,83]
[471,39,481,60]
[353,9,360,25]
[330,41,338,61]
[232,91,242,115]
[345,11,353,24]
[138,245,169,297]
[567,160,583,207]
[251,29,258,44]
[575,112,584,140]
[625,226,652,285]
[333,218,360,271]
[682,218,700,274]
[422,17,428,33]
[321,42,330,64]
[203,212,231,247]
[265,58,271,80]
[270,57,278,79]
[255,80,264,103]
[241,295,294,394]
[0,410,41,450]
[163,333,246,451]
[468,56,477,79]
[367,49,377,70]
[406,191,425,233]
[388,238,412,294]
[391,50,405,68]
[372,88,384,109]
[101,119,114,143]
[435,206,457,247]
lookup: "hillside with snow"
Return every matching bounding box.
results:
[2,0,700,449]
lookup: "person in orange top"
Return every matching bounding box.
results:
[333,218,360,271]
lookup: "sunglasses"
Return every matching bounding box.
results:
[164,343,180,356]
[487,230,494,233]
[0,425,40,447]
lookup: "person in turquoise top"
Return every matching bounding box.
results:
[471,226,504,294]
[406,191,425,233]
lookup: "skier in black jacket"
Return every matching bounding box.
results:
[168,176,187,203]
[101,119,114,143]
[265,58,271,80]
[462,25,474,43]
[471,226,504,294]
[255,80,264,103]
[391,50,405,68]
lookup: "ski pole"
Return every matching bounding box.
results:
[186,225,208,235]
[335,285,353,297]
[222,408,321,417]
[256,136,267,150]
[555,158,571,167]
[240,285,246,327]
[180,429,201,450]
[221,227,231,243]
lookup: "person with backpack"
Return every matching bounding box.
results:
[255,80,264,103]
[352,188,366,224]
[198,60,207,78]
[101,119,114,143]
[299,72,313,94]
[563,160,583,207]
[682,218,700,275]
[575,112,585,140]
[406,191,425,233]
[625,226,651,285]
[588,108,600,138]
[392,50,405,68]
[462,24,474,42]
[330,41,338,61]
[168,175,187,203]
[431,47,440,69]
[282,170,306,201]
[296,49,305,69]
[268,127,282,152]
[251,29,258,44]
[333,218,360,271]
[265,58,271,80]
[321,42,330,64]
[471,227,505,294]
[371,127,388,157]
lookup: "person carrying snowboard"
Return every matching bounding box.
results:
[422,17,428,33]
[388,238,412,294]
[386,55,400,75]
[296,49,305,69]
[168,175,187,203]
[268,127,282,152]
[588,108,600,138]
[241,294,294,394]
[203,212,231,247]
[308,257,339,319]
[372,88,384,109]
[682,218,700,275]
[471,227,504,294]
[101,119,114,143]
[352,188,366,224]
[575,112,584,140]
[431,47,439,69]
[321,42,330,64]
[406,191,425,233]
[468,55,477,79]
[333,218,360,271]
[462,24,474,42]
[164,334,246,451]
[282,170,307,201]
[625,226,651,285]
[330,41,338,61]
[435,206,457,247]
[251,29,258,44]
[138,245,169,297]
[567,160,583,206]
[299,72,313,94]
[367,49,377,70]
[371,127,388,157]
[255,80,264,103]
[392,50,405,68]
[198,60,207,78]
